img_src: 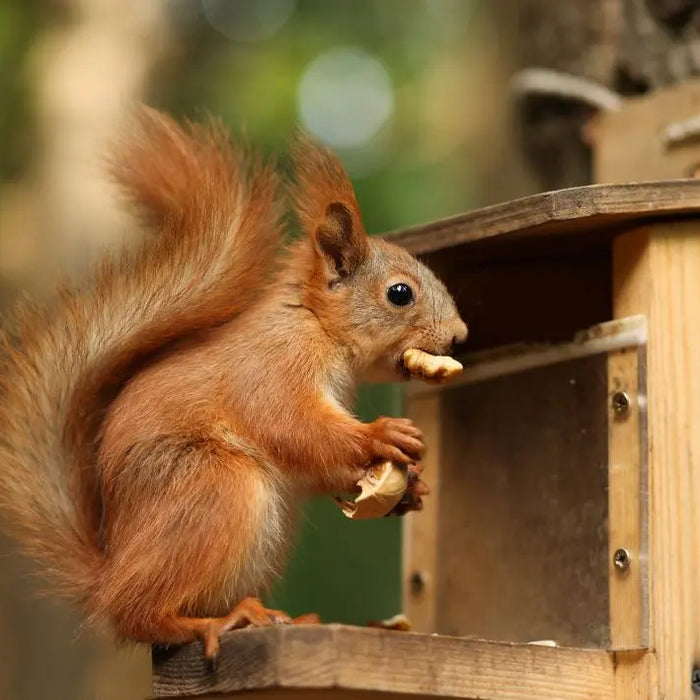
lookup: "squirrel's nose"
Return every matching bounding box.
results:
[451,320,468,347]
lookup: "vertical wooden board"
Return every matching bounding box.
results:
[434,356,610,647]
[646,225,700,698]
[607,345,647,650]
[403,393,441,633]
[611,222,700,698]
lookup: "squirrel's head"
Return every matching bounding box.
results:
[291,135,467,382]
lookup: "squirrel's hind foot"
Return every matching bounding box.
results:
[201,597,320,658]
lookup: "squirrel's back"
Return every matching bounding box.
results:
[0,107,282,601]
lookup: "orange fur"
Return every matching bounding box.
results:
[0,106,467,655]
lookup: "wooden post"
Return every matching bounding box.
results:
[610,223,700,698]
[594,82,700,698]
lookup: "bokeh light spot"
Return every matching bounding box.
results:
[297,47,394,150]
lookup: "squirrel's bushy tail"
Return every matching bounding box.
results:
[0,107,282,603]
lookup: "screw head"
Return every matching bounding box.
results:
[613,548,631,571]
[410,571,425,595]
[612,391,630,416]
[692,666,700,694]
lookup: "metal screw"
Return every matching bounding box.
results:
[612,391,630,417]
[613,548,631,571]
[691,666,700,694]
[410,571,426,595]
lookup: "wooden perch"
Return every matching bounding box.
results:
[151,624,618,699]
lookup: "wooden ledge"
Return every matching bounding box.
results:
[383,179,700,255]
[152,624,617,699]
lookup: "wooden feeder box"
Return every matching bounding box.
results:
[152,178,700,700]
[152,77,700,700]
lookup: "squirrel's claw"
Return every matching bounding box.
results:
[201,597,293,659]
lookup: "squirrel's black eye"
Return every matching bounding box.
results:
[387,283,413,307]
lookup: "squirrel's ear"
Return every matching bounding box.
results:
[314,201,369,279]
[290,131,369,279]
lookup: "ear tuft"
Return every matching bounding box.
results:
[290,131,369,279]
[316,202,368,278]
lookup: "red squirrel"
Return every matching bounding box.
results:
[0,107,467,658]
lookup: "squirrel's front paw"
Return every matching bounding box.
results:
[365,417,424,464]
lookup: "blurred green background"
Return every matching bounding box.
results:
[0,1,511,698]
[267,383,404,624]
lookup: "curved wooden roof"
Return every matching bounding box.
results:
[383,179,700,255]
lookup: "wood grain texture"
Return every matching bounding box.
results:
[613,649,657,700]
[151,625,615,699]
[382,180,700,256]
[612,221,700,699]
[179,691,476,699]
[403,394,441,633]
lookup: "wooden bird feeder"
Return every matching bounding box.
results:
[152,82,700,699]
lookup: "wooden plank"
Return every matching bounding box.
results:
[381,180,700,256]
[151,625,616,699]
[407,316,647,396]
[608,235,650,653]
[606,342,648,650]
[402,393,441,633]
[183,691,472,699]
[610,221,700,698]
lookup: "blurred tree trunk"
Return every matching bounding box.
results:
[488,0,700,194]
[0,0,174,294]
[508,0,700,91]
